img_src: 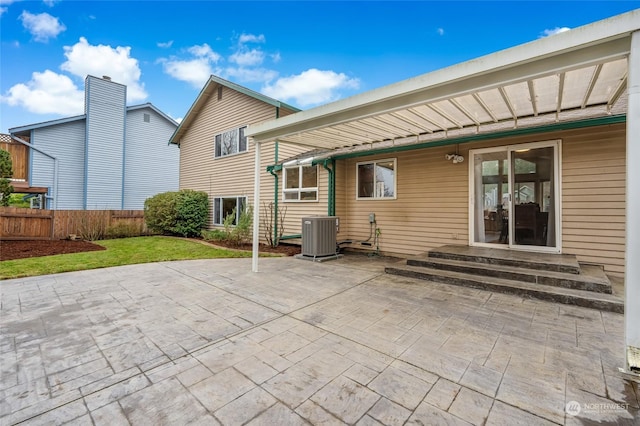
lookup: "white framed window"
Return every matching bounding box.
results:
[213,196,247,225]
[356,158,396,199]
[283,165,318,202]
[214,126,247,158]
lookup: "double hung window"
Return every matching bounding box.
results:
[214,126,247,158]
[283,165,318,201]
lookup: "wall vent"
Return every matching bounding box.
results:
[301,216,338,258]
[143,113,150,123]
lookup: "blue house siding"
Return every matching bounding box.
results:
[123,108,179,209]
[84,76,126,209]
[30,121,86,209]
[10,75,177,210]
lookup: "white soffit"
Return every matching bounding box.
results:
[246,10,639,150]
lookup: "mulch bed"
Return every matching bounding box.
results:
[1,238,301,261]
[202,240,302,256]
[1,240,106,261]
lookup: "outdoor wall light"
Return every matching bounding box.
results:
[445,154,464,164]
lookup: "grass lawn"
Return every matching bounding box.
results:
[0,236,255,280]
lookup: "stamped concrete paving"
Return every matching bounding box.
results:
[1,255,638,425]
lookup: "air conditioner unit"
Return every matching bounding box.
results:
[30,195,43,209]
[301,216,338,258]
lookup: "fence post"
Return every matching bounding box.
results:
[50,209,55,240]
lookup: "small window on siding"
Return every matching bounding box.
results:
[213,196,247,225]
[283,165,318,202]
[217,86,223,101]
[214,126,247,158]
[143,113,150,123]
[356,159,396,199]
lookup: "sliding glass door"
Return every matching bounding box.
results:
[470,141,560,252]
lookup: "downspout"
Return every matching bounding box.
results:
[270,105,281,246]
[11,135,59,210]
[322,158,336,216]
[268,141,279,245]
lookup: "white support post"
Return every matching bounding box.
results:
[252,140,261,273]
[625,30,640,372]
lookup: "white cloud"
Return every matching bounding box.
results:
[0,70,84,115]
[61,37,147,101]
[161,58,217,88]
[226,67,278,83]
[157,40,173,48]
[19,11,66,42]
[0,0,16,15]
[229,48,265,67]
[238,33,265,44]
[160,43,222,88]
[43,0,58,6]
[437,28,444,36]
[541,27,570,37]
[187,43,221,61]
[262,69,360,107]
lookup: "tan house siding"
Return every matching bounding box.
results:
[322,123,625,275]
[260,141,312,241]
[561,124,626,275]
[178,86,281,229]
[275,162,330,240]
[277,107,298,118]
[340,146,468,255]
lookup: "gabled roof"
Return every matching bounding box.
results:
[9,115,86,135]
[247,9,639,151]
[9,103,176,135]
[127,103,179,126]
[169,75,301,145]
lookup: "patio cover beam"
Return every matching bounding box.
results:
[247,26,634,146]
[625,29,640,374]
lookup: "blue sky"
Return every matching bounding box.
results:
[1,1,638,133]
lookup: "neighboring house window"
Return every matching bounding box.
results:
[143,113,150,123]
[357,159,396,199]
[283,165,318,202]
[214,126,247,158]
[213,196,246,225]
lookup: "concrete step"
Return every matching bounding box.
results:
[406,257,612,294]
[385,264,623,313]
[428,245,581,274]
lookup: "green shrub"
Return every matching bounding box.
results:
[8,193,29,208]
[144,189,209,237]
[144,191,177,234]
[173,190,209,237]
[106,223,142,239]
[233,205,253,245]
[201,205,253,246]
[0,149,13,206]
[201,229,228,242]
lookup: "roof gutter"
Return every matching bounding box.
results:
[327,114,627,161]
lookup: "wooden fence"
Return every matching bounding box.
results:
[0,208,147,240]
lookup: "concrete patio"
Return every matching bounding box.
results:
[1,255,638,425]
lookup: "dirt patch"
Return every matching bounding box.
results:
[1,239,106,261]
[1,238,301,261]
